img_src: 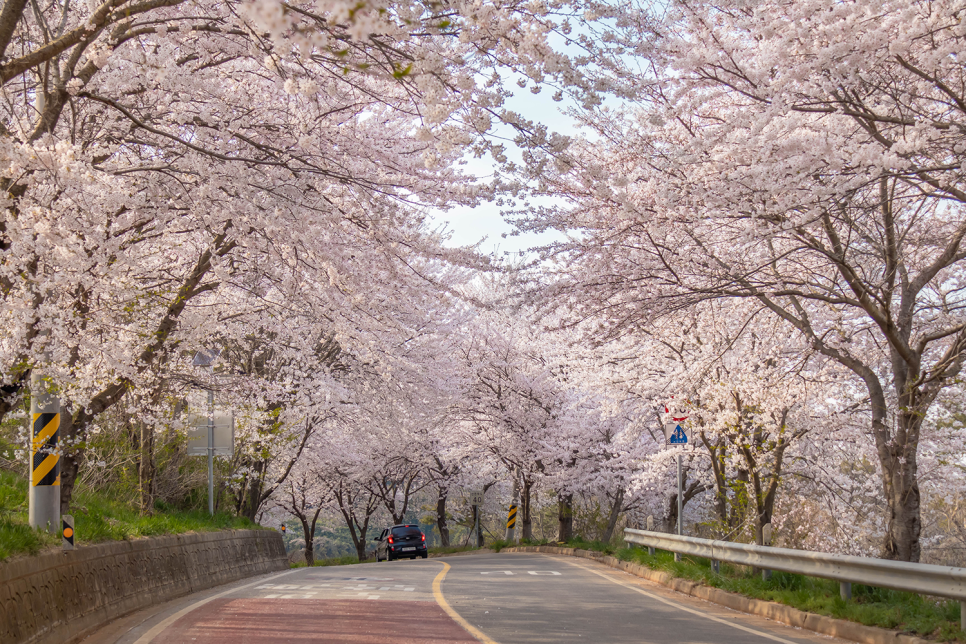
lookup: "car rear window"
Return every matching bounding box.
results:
[391,526,422,538]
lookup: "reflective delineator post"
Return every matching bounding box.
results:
[762,523,773,581]
[29,370,60,533]
[63,515,74,550]
[840,581,852,602]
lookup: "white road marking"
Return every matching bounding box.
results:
[133,568,299,644]
[528,571,561,575]
[480,571,515,575]
[562,558,802,644]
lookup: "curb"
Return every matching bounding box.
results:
[502,546,933,644]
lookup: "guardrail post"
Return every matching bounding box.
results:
[761,523,772,581]
[711,559,720,574]
[840,582,851,602]
[646,516,655,555]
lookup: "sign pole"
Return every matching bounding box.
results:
[675,452,683,561]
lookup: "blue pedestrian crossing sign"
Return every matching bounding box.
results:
[664,422,688,445]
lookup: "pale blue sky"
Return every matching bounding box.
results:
[429,84,582,258]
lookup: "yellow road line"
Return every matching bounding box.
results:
[433,562,500,644]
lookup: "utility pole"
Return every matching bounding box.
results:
[29,367,60,532]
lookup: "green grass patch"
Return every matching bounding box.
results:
[0,467,261,561]
[614,546,965,642]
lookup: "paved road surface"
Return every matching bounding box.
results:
[81,552,850,644]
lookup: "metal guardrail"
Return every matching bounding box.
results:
[624,528,966,629]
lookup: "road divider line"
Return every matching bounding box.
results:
[133,568,299,643]
[433,562,500,644]
[562,558,800,644]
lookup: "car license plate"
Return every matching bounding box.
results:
[402,547,415,551]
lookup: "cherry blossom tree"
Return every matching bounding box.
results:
[519,0,966,561]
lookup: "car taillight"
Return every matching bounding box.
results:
[421,534,425,542]
[388,536,394,544]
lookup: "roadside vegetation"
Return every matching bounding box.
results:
[0,467,259,561]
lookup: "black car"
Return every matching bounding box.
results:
[374,524,428,561]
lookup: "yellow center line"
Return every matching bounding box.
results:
[432,562,500,644]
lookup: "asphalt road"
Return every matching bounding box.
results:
[81,551,851,644]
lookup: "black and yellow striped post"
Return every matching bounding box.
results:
[505,504,518,541]
[29,370,60,532]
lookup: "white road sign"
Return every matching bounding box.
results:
[664,422,688,445]
[469,490,484,505]
[187,412,234,456]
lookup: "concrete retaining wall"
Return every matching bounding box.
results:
[0,529,286,644]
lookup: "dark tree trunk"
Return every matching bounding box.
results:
[662,490,678,534]
[557,493,574,542]
[602,488,624,544]
[881,410,923,561]
[436,491,450,547]
[58,411,80,516]
[241,460,266,521]
[521,478,533,540]
[138,420,155,513]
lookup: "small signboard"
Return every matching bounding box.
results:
[186,412,234,456]
[664,422,688,445]
[469,490,484,505]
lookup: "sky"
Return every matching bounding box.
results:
[427,79,583,258]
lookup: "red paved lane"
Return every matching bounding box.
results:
[155,598,478,643]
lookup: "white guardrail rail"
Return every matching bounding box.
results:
[624,528,966,629]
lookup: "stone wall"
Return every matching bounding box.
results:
[0,529,286,644]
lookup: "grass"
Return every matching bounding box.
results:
[0,467,261,561]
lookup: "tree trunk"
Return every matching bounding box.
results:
[138,420,155,513]
[59,411,80,516]
[881,410,923,561]
[436,490,450,547]
[241,460,266,521]
[557,493,574,542]
[662,490,678,534]
[521,478,533,540]
[602,488,624,543]
[298,516,314,566]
